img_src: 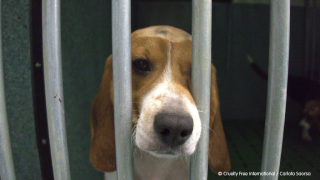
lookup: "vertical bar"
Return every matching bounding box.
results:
[112,0,134,179]
[190,0,212,180]
[260,1,290,180]
[0,1,17,177]
[42,0,71,179]
[104,171,117,180]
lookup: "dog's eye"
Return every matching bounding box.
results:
[132,59,151,72]
[310,106,316,112]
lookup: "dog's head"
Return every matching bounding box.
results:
[303,99,320,120]
[90,26,230,173]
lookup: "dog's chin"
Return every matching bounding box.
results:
[148,151,180,158]
[135,144,196,158]
[135,131,199,157]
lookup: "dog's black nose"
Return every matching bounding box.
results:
[154,112,193,147]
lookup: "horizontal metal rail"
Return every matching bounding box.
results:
[190,0,212,180]
[260,0,290,180]
[42,0,71,179]
[0,2,16,177]
[112,0,134,179]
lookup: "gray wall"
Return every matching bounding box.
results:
[61,0,112,179]
[2,0,42,179]
[1,1,315,179]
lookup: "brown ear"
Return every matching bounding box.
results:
[90,55,116,172]
[208,64,231,173]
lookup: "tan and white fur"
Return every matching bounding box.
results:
[300,99,320,141]
[90,26,231,180]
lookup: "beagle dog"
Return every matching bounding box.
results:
[90,26,231,180]
[300,99,320,141]
[247,55,320,142]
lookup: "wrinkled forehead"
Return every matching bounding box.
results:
[132,26,192,42]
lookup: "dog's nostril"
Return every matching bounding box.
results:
[160,128,170,137]
[180,130,191,138]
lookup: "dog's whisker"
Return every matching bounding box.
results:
[131,124,137,133]
[131,116,140,120]
[201,124,219,143]
[131,124,138,148]
[201,124,213,133]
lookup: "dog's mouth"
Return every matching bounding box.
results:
[142,147,187,158]
[157,150,175,155]
[149,152,179,158]
[134,131,198,157]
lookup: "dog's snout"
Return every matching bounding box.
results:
[154,112,193,147]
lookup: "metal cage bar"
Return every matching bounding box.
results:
[42,0,71,179]
[112,0,134,179]
[190,0,212,179]
[260,0,290,179]
[0,2,17,177]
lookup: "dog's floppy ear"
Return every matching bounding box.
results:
[90,55,116,172]
[208,64,231,173]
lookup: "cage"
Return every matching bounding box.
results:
[1,0,319,180]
